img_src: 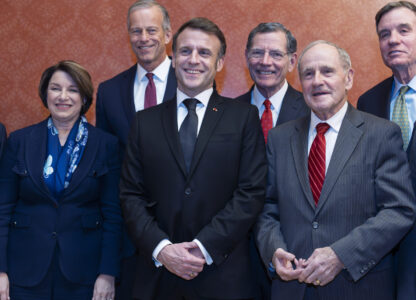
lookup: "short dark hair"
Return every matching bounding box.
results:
[38,60,93,115]
[172,17,226,59]
[376,1,416,27]
[127,0,171,32]
[246,22,297,54]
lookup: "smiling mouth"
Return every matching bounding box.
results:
[56,103,72,109]
[138,45,155,50]
[312,91,330,96]
[388,50,404,56]
[185,69,203,74]
[256,70,275,75]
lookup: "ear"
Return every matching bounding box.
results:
[164,28,172,44]
[345,68,354,91]
[216,56,225,72]
[287,53,297,72]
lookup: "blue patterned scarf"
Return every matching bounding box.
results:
[43,116,88,198]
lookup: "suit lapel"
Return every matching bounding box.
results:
[162,98,188,177]
[316,105,364,214]
[62,124,99,198]
[163,64,177,102]
[26,120,55,202]
[188,93,225,178]
[277,85,302,126]
[291,116,315,209]
[381,76,394,119]
[121,65,137,126]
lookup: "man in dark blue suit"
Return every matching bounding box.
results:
[235,23,309,142]
[96,1,177,299]
[356,2,416,299]
[235,23,309,300]
[120,17,267,300]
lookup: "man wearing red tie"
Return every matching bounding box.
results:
[95,1,177,299]
[236,22,309,143]
[255,40,415,300]
[236,22,309,300]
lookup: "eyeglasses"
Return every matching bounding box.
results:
[248,49,289,61]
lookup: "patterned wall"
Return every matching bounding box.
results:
[0,0,394,133]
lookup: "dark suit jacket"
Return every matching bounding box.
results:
[119,91,267,299]
[96,63,177,153]
[96,63,177,258]
[358,76,416,300]
[235,84,309,126]
[356,76,393,119]
[396,122,416,300]
[0,123,6,159]
[255,105,415,300]
[0,120,122,287]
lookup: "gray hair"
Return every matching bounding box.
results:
[246,22,297,54]
[127,0,171,32]
[297,40,352,74]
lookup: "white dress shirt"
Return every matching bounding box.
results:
[133,56,171,111]
[389,75,416,134]
[251,80,288,126]
[152,87,214,267]
[307,102,348,172]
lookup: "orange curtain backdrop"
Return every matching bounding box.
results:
[0,0,393,133]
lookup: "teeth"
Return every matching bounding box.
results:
[186,70,201,74]
[258,71,273,75]
[139,46,153,49]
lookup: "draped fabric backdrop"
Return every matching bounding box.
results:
[0,0,393,133]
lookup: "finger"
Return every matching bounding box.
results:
[298,263,316,282]
[276,266,302,281]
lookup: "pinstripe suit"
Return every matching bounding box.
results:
[255,105,415,300]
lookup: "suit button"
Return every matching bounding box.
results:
[363,265,368,271]
[184,188,192,196]
[12,221,17,227]
[360,269,365,274]
[52,232,57,239]
[312,221,319,229]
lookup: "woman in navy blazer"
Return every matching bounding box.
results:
[0,61,122,300]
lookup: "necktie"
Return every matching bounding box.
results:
[179,98,199,172]
[392,85,410,150]
[308,123,330,206]
[261,99,273,143]
[144,73,157,109]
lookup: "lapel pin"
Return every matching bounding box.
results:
[213,107,218,112]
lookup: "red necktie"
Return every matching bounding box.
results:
[144,73,156,109]
[261,99,273,143]
[308,123,330,206]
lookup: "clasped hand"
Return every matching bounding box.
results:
[157,241,206,280]
[272,247,344,286]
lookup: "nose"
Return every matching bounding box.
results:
[312,72,323,86]
[138,31,149,42]
[189,50,199,64]
[388,30,400,45]
[260,52,272,65]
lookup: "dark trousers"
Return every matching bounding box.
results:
[10,250,93,300]
[115,254,137,300]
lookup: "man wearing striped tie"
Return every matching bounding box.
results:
[255,40,415,300]
[356,2,416,299]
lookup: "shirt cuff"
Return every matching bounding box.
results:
[193,239,213,265]
[152,239,172,267]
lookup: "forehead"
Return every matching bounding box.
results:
[251,31,287,50]
[50,70,76,85]
[378,7,416,30]
[300,44,342,70]
[176,28,220,50]
[129,6,163,28]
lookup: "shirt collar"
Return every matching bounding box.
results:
[252,80,288,110]
[176,88,213,108]
[310,101,348,134]
[137,56,171,82]
[392,75,416,97]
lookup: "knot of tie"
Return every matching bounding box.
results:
[316,122,330,135]
[183,98,199,112]
[263,99,272,110]
[399,85,410,96]
[145,72,154,81]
